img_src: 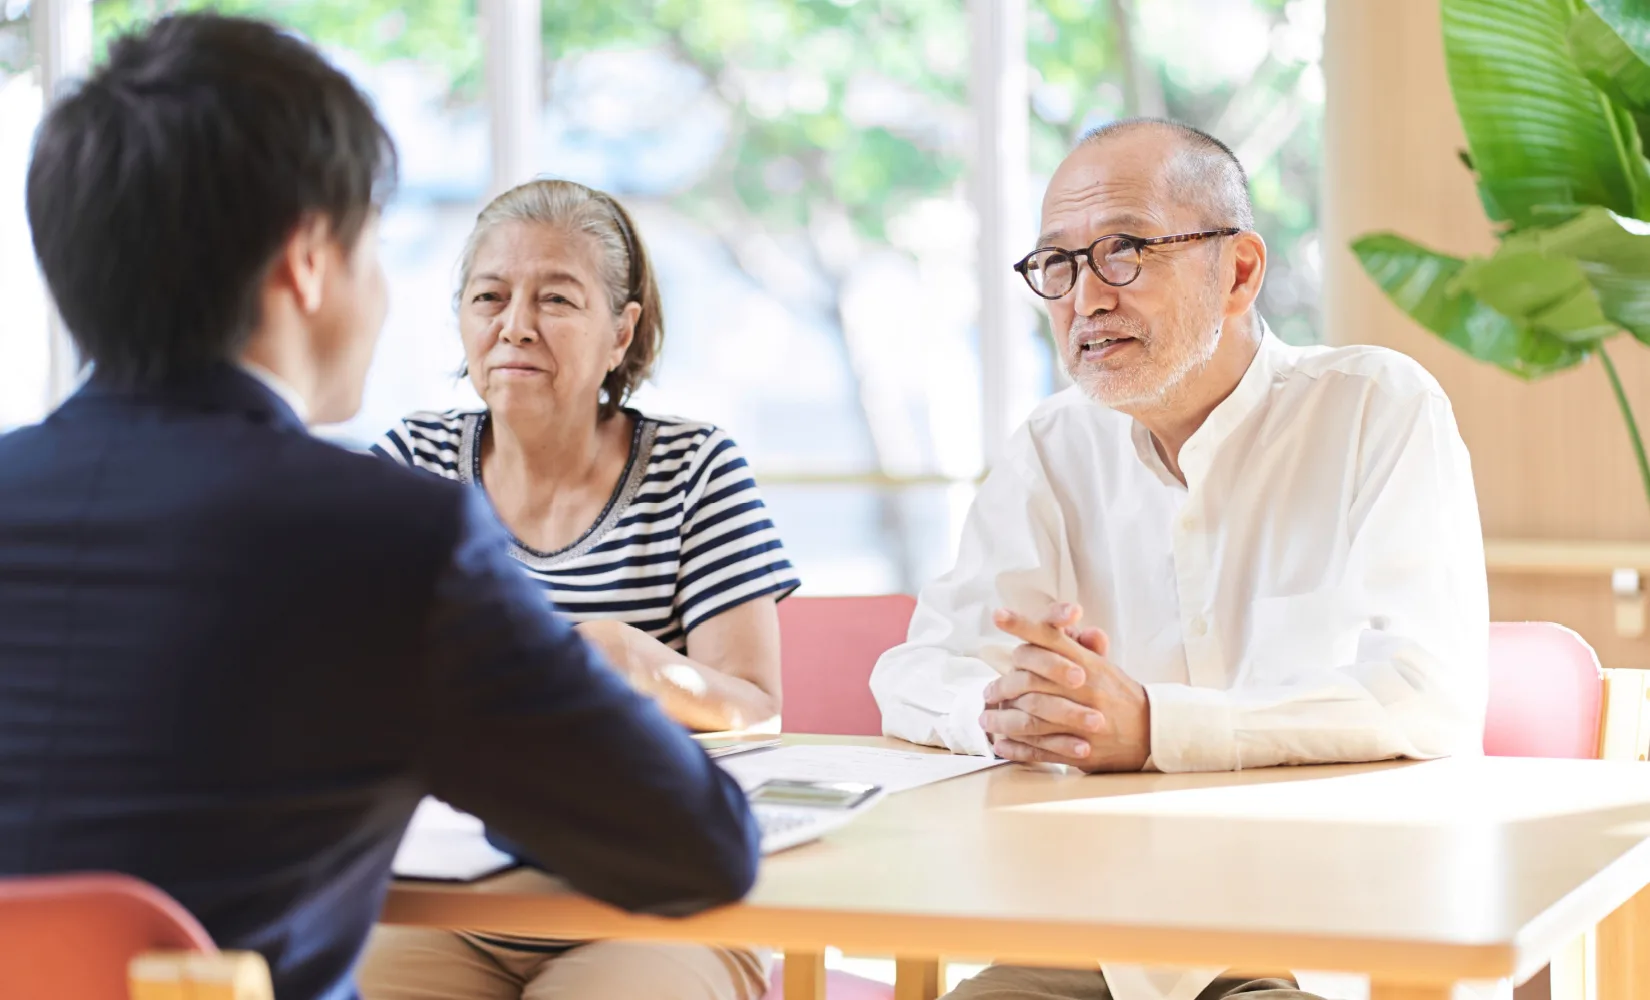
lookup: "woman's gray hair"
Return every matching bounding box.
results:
[456,178,664,420]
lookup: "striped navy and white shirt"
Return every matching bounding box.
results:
[372,409,799,650]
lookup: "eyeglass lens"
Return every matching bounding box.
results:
[1023,237,1142,297]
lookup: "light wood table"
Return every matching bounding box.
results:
[382,738,1650,1000]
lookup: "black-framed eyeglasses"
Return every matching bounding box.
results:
[1013,228,1242,300]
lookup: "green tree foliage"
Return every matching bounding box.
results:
[0,8,30,78]
[1029,0,1323,346]
[541,0,969,246]
[93,0,481,97]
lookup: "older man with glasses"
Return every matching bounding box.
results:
[871,118,1490,1000]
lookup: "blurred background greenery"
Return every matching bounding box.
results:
[0,0,1325,593]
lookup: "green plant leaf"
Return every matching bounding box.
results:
[1582,0,1650,68]
[1538,205,1650,344]
[1454,232,1619,343]
[1573,2,1650,109]
[1572,1,1650,171]
[1352,232,1590,379]
[1444,0,1650,227]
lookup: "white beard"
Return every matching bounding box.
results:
[1075,321,1223,409]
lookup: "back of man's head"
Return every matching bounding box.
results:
[1078,117,1254,232]
[26,13,398,388]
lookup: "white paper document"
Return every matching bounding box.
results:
[701,738,782,759]
[392,797,517,882]
[717,744,1006,795]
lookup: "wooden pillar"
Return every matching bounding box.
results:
[1322,0,1650,670]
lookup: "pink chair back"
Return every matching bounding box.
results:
[1484,621,1604,759]
[0,872,215,999]
[778,595,915,736]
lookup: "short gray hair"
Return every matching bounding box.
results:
[456,178,663,421]
[1079,117,1255,231]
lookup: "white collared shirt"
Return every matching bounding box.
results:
[871,330,1490,1000]
[238,360,310,425]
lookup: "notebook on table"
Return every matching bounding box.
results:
[392,798,518,882]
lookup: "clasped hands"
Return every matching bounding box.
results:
[980,603,1151,773]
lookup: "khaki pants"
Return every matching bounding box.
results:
[945,968,1323,1000]
[356,926,771,1000]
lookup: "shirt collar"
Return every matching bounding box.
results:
[237,361,310,425]
[1129,319,1286,489]
[69,364,310,435]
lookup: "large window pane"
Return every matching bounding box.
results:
[91,0,490,440]
[50,0,1328,598]
[0,4,45,431]
[538,2,983,593]
[764,482,974,597]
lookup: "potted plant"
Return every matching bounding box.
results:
[1355,0,1650,510]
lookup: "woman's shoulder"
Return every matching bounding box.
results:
[372,408,484,471]
[636,410,722,443]
[629,410,770,501]
[396,408,482,438]
[633,410,738,461]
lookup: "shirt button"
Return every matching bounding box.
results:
[1188,615,1208,638]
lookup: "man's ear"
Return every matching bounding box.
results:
[1225,230,1267,321]
[271,214,334,315]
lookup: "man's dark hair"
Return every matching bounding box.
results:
[1079,117,1255,231]
[26,13,398,387]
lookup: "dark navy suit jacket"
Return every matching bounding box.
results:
[0,367,760,1000]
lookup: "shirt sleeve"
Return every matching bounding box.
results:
[412,487,761,915]
[368,422,417,466]
[1146,389,1490,772]
[870,425,1078,757]
[368,415,467,479]
[675,430,800,634]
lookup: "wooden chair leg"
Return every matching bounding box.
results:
[783,950,826,1000]
[1597,883,1650,1000]
[1371,983,1453,1000]
[895,956,942,1000]
[130,951,274,1000]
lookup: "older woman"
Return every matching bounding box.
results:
[358,179,795,1000]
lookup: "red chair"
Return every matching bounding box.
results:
[1484,622,1604,759]
[0,872,271,1000]
[1484,623,1631,1000]
[768,595,917,1000]
[778,594,916,736]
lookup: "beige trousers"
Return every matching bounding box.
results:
[945,968,1324,1000]
[355,926,771,1000]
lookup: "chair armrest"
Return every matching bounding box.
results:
[129,949,273,1000]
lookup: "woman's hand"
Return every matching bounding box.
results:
[573,619,677,705]
[572,603,783,733]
